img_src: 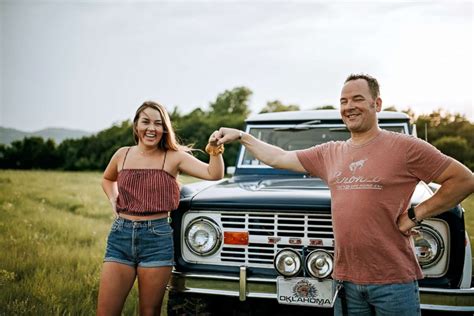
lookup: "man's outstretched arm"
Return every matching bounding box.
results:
[214,127,306,173]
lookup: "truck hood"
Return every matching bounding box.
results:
[185,176,433,210]
[189,177,331,210]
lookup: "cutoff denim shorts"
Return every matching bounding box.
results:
[104,216,175,268]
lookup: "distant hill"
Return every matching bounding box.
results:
[0,127,92,145]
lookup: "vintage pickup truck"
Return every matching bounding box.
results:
[167,110,474,315]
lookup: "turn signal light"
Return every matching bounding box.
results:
[224,231,249,245]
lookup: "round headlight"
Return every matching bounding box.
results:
[413,225,444,268]
[274,248,302,277]
[306,249,333,279]
[185,217,222,256]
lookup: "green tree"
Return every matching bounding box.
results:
[209,87,252,117]
[383,106,416,123]
[173,87,252,168]
[173,108,212,150]
[415,109,474,170]
[57,120,134,170]
[7,93,471,172]
[432,136,471,163]
[169,106,182,123]
[0,137,60,169]
[383,106,398,112]
[415,110,473,144]
[313,105,336,110]
[259,100,300,113]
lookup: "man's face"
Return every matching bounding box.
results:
[339,79,381,134]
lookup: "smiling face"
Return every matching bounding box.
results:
[340,78,382,134]
[134,107,164,148]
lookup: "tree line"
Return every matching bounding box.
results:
[1,87,473,171]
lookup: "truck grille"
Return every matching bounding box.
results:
[220,211,334,268]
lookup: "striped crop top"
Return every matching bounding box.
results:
[116,148,180,215]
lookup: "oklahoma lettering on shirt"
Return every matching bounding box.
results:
[296,130,452,284]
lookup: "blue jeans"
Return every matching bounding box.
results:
[104,217,175,268]
[334,280,421,316]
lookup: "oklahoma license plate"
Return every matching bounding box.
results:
[276,277,337,307]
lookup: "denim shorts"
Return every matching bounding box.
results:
[334,280,420,316]
[104,217,175,268]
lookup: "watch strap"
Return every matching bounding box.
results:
[408,206,422,225]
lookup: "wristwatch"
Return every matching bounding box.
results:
[407,206,423,225]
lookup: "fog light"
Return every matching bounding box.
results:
[413,225,444,268]
[274,248,302,277]
[306,249,333,279]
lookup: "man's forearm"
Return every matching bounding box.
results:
[240,132,288,168]
[417,177,473,220]
[216,127,305,172]
[399,161,473,233]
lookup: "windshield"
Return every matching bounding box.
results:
[241,125,406,167]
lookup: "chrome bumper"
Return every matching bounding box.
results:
[169,270,474,312]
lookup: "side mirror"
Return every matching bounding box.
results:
[226,166,235,176]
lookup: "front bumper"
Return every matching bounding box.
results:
[169,270,474,312]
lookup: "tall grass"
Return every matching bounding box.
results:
[0,170,197,315]
[0,170,473,315]
[0,170,116,315]
[462,195,474,269]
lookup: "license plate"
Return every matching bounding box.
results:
[276,277,337,307]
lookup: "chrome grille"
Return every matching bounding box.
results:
[220,211,334,268]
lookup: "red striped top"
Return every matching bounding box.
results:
[116,169,180,215]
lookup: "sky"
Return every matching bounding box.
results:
[0,0,473,133]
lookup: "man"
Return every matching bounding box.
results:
[213,74,474,316]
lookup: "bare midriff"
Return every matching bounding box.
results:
[118,212,169,221]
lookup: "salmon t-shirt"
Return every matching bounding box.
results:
[296,129,452,284]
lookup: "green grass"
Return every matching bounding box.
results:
[0,170,473,315]
[0,170,197,316]
[462,194,474,269]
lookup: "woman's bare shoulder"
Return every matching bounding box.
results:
[108,146,134,167]
[115,146,133,157]
[167,148,195,159]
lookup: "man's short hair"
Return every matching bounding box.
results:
[345,74,380,100]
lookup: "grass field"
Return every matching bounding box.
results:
[0,170,198,315]
[0,170,473,315]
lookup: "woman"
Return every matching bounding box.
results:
[97,101,224,316]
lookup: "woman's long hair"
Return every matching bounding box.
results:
[133,101,190,152]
